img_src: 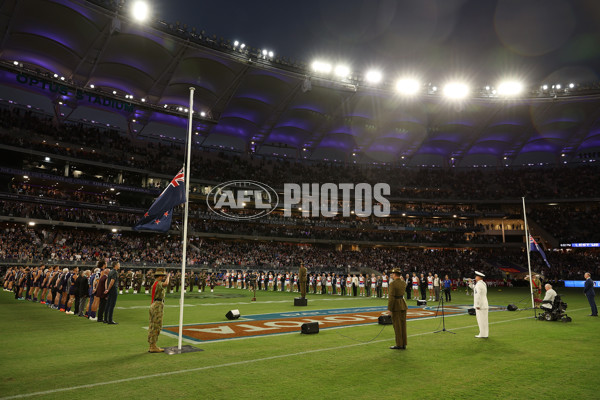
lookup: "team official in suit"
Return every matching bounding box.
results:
[148,268,170,353]
[299,263,307,299]
[472,271,489,338]
[584,273,597,316]
[386,269,408,350]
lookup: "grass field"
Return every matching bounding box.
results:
[1,285,598,400]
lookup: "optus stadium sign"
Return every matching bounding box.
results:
[206,180,390,221]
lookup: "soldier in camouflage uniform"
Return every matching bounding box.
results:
[209,273,217,293]
[148,268,170,353]
[167,270,174,293]
[174,271,181,292]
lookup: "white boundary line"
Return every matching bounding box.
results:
[3,310,580,400]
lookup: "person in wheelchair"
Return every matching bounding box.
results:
[540,284,557,311]
[539,284,571,322]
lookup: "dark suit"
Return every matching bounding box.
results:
[584,277,597,316]
[388,277,408,347]
[299,266,307,298]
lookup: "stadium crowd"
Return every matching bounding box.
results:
[2,108,600,200]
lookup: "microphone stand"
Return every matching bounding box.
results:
[434,294,455,334]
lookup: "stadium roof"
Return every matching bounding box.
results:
[1,0,600,167]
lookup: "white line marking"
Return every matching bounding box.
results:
[5,309,584,400]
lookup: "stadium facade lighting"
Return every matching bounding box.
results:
[365,70,382,84]
[28,221,36,226]
[497,81,523,96]
[131,1,150,22]
[334,64,350,78]
[395,78,420,95]
[443,82,469,99]
[312,61,331,74]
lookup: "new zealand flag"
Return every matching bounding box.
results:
[529,234,551,268]
[133,169,186,232]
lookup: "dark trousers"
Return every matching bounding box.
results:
[420,286,426,300]
[587,293,597,315]
[74,295,80,314]
[444,288,452,302]
[105,289,118,322]
[97,297,107,321]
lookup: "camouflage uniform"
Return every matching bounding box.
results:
[133,271,142,293]
[199,272,207,292]
[125,271,133,292]
[148,281,165,347]
[118,271,126,293]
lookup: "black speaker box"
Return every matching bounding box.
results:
[417,300,427,306]
[468,308,476,315]
[225,309,240,320]
[378,315,393,325]
[294,297,307,306]
[507,304,518,311]
[301,322,319,334]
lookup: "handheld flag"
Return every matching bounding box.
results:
[133,168,186,232]
[529,235,551,268]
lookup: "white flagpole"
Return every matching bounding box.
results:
[178,87,195,349]
[522,197,535,311]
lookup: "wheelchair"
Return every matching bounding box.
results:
[538,294,571,322]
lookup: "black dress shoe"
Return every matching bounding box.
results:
[108,321,118,325]
[589,314,598,317]
[389,346,405,350]
[97,319,104,323]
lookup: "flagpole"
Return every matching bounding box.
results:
[522,197,535,312]
[178,87,195,350]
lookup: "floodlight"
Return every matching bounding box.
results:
[497,81,523,96]
[395,78,420,95]
[111,228,118,233]
[268,51,274,58]
[112,90,117,95]
[60,76,65,81]
[569,83,575,88]
[141,98,146,102]
[365,70,382,84]
[234,41,239,47]
[131,1,150,22]
[443,82,469,99]
[312,61,332,74]
[13,61,19,65]
[200,111,206,117]
[334,65,350,78]
[240,43,246,49]
[53,73,58,78]
[555,84,562,89]
[542,84,548,90]
[29,221,36,226]
[262,49,268,56]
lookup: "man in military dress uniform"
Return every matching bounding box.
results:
[386,269,408,350]
[148,268,170,353]
[472,271,489,338]
[299,263,307,299]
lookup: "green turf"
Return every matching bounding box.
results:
[1,286,598,400]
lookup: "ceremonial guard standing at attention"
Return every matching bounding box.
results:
[387,269,408,350]
[299,263,307,299]
[148,268,170,353]
[471,271,489,338]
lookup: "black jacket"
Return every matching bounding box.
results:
[76,275,89,297]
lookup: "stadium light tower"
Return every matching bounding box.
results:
[443,82,469,99]
[395,78,420,95]
[497,81,523,96]
[312,61,332,74]
[131,1,150,22]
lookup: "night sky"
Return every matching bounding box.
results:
[154,0,600,86]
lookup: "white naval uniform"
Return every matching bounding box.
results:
[473,279,489,337]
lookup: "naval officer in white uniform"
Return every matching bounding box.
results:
[471,271,488,338]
